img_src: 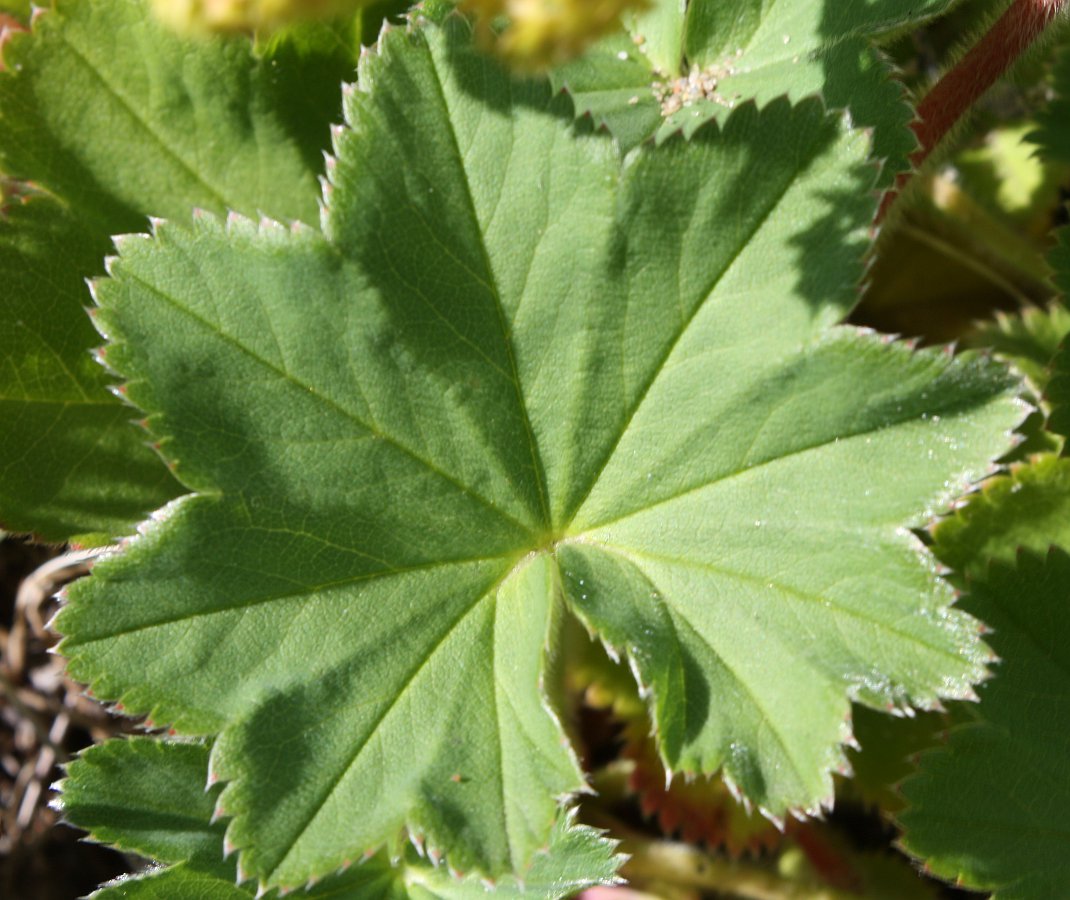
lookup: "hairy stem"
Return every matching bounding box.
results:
[878,0,1066,224]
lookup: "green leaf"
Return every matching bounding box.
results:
[553,0,950,176]
[898,549,1070,899]
[967,303,1070,392]
[1048,335,1070,444]
[1028,42,1070,167]
[90,866,252,900]
[65,739,620,900]
[843,704,969,813]
[0,0,340,228]
[60,737,229,874]
[932,455,1070,578]
[58,17,1022,890]
[0,197,180,541]
[0,0,352,539]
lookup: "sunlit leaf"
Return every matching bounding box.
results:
[57,15,1021,890]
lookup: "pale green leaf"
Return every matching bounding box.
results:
[0,197,180,540]
[898,549,1070,899]
[58,17,1021,890]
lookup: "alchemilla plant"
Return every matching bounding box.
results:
[2,0,1069,896]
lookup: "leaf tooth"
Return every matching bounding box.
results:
[322,152,337,177]
[209,801,227,825]
[106,382,129,402]
[256,215,282,233]
[225,836,238,861]
[147,216,166,235]
[90,346,115,376]
[757,806,785,831]
[341,80,356,99]
[599,639,619,664]
[409,831,425,857]
[111,231,151,254]
[722,772,743,805]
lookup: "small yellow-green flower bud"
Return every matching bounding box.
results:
[153,0,362,35]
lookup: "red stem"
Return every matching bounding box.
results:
[877,0,1066,224]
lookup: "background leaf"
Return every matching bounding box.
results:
[898,550,1070,899]
[553,0,951,177]
[933,455,1070,575]
[0,0,353,540]
[62,739,621,900]
[1047,334,1070,443]
[0,196,179,541]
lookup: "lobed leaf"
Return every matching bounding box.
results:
[58,16,1022,890]
[898,549,1070,899]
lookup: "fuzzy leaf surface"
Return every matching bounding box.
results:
[553,0,949,176]
[899,550,1070,899]
[66,739,620,900]
[58,17,1021,890]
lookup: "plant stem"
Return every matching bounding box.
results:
[878,0,1066,224]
